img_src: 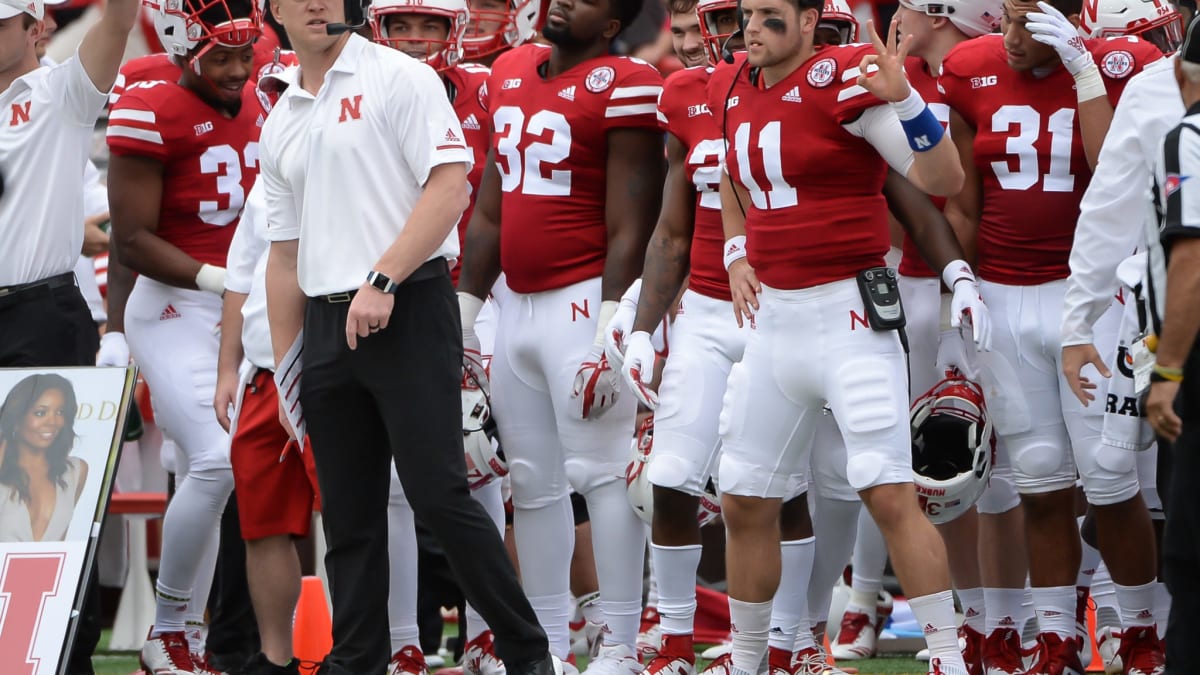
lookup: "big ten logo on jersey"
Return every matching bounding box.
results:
[970,75,997,89]
[991,105,1077,192]
[688,139,724,209]
[493,107,572,196]
[194,120,215,136]
[9,100,30,126]
[200,143,260,226]
[688,103,710,117]
[0,552,67,675]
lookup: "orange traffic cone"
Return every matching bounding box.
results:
[1086,604,1104,672]
[822,632,858,675]
[293,575,333,665]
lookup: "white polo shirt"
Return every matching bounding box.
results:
[226,180,276,371]
[1061,55,1182,346]
[0,53,109,286]
[259,34,473,297]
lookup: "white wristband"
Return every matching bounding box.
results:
[594,300,619,346]
[195,264,226,295]
[941,259,976,290]
[458,292,484,331]
[1072,62,1106,103]
[620,279,643,307]
[890,86,926,122]
[723,235,748,271]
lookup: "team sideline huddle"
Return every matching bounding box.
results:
[60,0,1187,669]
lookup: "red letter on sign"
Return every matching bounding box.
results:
[0,553,67,675]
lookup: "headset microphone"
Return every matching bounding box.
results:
[721,29,743,63]
[326,0,370,34]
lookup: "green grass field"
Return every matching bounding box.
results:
[91,631,933,675]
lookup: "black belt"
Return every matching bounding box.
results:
[0,272,77,299]
[314,259,449,304]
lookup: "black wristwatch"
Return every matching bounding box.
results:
[366,270,398,294]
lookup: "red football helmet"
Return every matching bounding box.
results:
[461,0,544,60]
[697,0,740,65]
[147,0,263,71]
[1079,0,1184,55]
[818,0,859,44]
[369,0,470,71]
[910,374,995,525]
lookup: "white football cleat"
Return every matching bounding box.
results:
[641,634,696,675]
[388,645,430,675]
[1095,625,1122,674]
[700,643,732,660]
[585,644,643,675]
[141,631,206,675]
[830,610,877,660]
[463,631,507,675]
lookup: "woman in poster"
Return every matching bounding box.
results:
[0,373,89,542]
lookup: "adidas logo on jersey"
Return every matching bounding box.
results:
[558,85,576,101]
[445,128,461,143]
[160,304,181,321]
[462,114,480,130]
[781,86,803,103]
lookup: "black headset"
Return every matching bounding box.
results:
[326,0,371,34]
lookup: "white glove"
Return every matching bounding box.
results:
[97,332,130,367]
[571,344,621,420]
[459,293,490,396]
[1026,1,1092,75]
[949,279,992,352]
[604,280,642,371]
[620,331,660,410]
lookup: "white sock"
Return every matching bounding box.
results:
[1021,586,1038,644]
[651,543,703,635]
[1092,562,1118,614]
[153,468,232,634]
[1154,581,1170,638]
[957,587,985,634]
[848,509,886,619]
[769,538,815,651]
[579,591,604,625]
[584,480,646,648]
[983,587,1025,634]
[1115,580,1157,628]
[646,531,659,612]
[729,598,773,675]
[513,495,575,659]
[182,525,219,652]
[1030,586,1076,639]
[808,496,861,628]
[387,479,420,653]
[464,603,488,643]
[908,590,966,669]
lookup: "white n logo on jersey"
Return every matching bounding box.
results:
[781,86,802,103]
[558,86,576,101]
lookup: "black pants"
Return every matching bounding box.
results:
[0,278,102,673]
[0,278,99,367]
[1165,375,1199,674]
[300,266,546,675]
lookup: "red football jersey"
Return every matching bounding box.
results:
[486,44,664,293]
[940,34,1161,285]
[445,62,492,285]
[107,80,265,267]
[110,42,298,102]
[896,56,948,279]
[658,65,729,302]
[707,46,891,291]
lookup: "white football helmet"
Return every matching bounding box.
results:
[462,387,507,490]
[1079,0,1183,55]
[625,417,723,526]
[147,0,263,68]
[697,0,740,65]
[818,0,859,43]
[462,0,543,60]
[369,0,470,71]
[909,374,995,525]
[898,0,1003,37]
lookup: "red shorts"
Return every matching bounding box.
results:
[230,369,321,540]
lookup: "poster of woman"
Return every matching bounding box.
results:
[0,367,133,675]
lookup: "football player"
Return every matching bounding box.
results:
[463,0,544,65]
[668,0,709,67]
[939,0,1163,671]
[706,0,986,671]
[365,1,509,672]
[106,0,265,672]
[455,0,665,668]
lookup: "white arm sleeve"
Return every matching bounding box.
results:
[1061,61,1181,347]
[843,105,916,179]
